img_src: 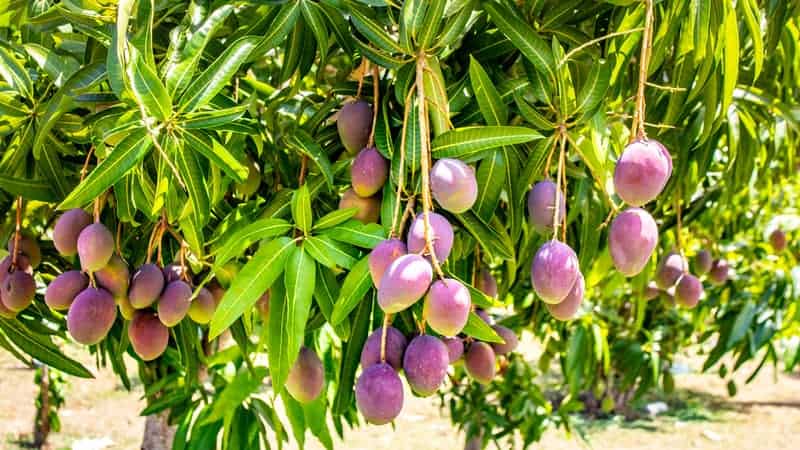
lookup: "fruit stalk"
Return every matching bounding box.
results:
[390,82,417,238]
[552,132,565,241]
[367,65,380,148]
[11,196,22,270]
[379,314,391,363]
[416,53,445,279]
[631,0,654,141]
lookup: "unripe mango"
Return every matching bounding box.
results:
[7,235,41,268]
[187,287,216,325]
[256,290,270,322]
[770,229,787,252]
[476,268,498,298]
[694,249,713,275]
[95,254,130,298]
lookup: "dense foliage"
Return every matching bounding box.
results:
[0,1,798,449]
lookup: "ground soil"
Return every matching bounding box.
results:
[2,341,798,450]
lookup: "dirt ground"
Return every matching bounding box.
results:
[2,342,798,450]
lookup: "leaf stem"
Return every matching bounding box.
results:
[558,28,645,67]
[389,82,417,238]
[10,197,22,270]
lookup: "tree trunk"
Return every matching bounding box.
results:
[141,411,175,450]
[33,365,50,448]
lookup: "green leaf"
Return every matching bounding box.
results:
[483,2,556,82]
[574,57,612,118]
[348,3,407,55]
[59,128,152,209]
[181,105,248,130]
[461,312,504,343]
[178,36,259,113]
[254,1,302,56]
[163,4,235,96]
[740,0,763,80]
[314,266,350,339]
[305,235,358,270]
[474,151,506,222]
[444,271,495,309]
[291,184,312,235]
[0,175,57,202]
[301,0,329,63]
[330,256,372,325]
[726,301,757,349]
[313,208,358,230]
[456,210,515,260]
[286,130,334,190]
[23,43,79,87]
[721,6,739,113]
[209,237,295,339]
[127,50,172,122]
[182,130,248,182]
[513,91,554,129]
[0,46,33,98]
[320,220,385,248]
[469,56,508,125]
[432,126,542,162]
[269,245,316,393]
[202,366,268,425]
[212,218,293,269]
[0,320,93,378]
[174,137,210,225]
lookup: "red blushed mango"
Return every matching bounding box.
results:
[430,158,478,213]
[423,278,470,337]
[67,287,117,345]
[368,238,407,288]
[339,188,381,224]
[76,223,114,272]
[129,311,169,361]
[129,263,165,309]
[360,326,408,371]
[377,254,433,313]
[490,325,518,355]
[402,335,449,397]
[465,342,496,385]
[355,362,403,425]
[337,100,373,154]
[157,280,192,327]
[286,347,325,404]
[613,139,672,206]
[527,180,566,235]
[546,272,585,321]
[655,251,685,289]
[406,212,454,263]
[45,270,89,311]
[530,240,579,304]
[53,208,92,256]
[351,147,388,197]
[609,208,658,277]
[675,274,703,308]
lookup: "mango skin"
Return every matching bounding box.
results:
[1,270,36,312]
[337,100,373,154]
[709,259,729,285]
[527,180,566,235]
[402,335,449,397]
[67,287,117,345]
[368,238,407,288]
[360,326,408,371]
[286,347,325,404]
[7,235,41,268]
[655,251,684,289]
[129,264,165,309]
[476,268,498,298]
[339,188,381,224]
[53,208,92,256]
[377,254,433,313]
[443,337,464,363]
[157,280,192,327]
[76,223,115,272]
[187,287,216,325]
[694,250,713,274]
[355,362,403,425]
[613,139,672,206]
[95,254,130,298]
[608,208,658,277]
[45,270,89,311]
[530,240,580,304]
[546,272,585,321]
[465,341,496,385]
[490,325,518,355]
[129,311,169,361]
[406,212,454,263]
[675,274,703,308]
[351,147,389,197]
[430,158,478,213]
[423,278,471,337]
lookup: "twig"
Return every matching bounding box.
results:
[397,196,416,237]
[298,155,308,186]
[10,197,22,270]
[379,314,392,363]
[675,189,683,252]
[79,147,95,182]
[355,59,368,98]
[552,129,566,241]
[630,0,654,141]
[559,28,645,67]
[416,53,445,279]
[389,82,417,238]
[367,65,380,148]
[116,221,122,255]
